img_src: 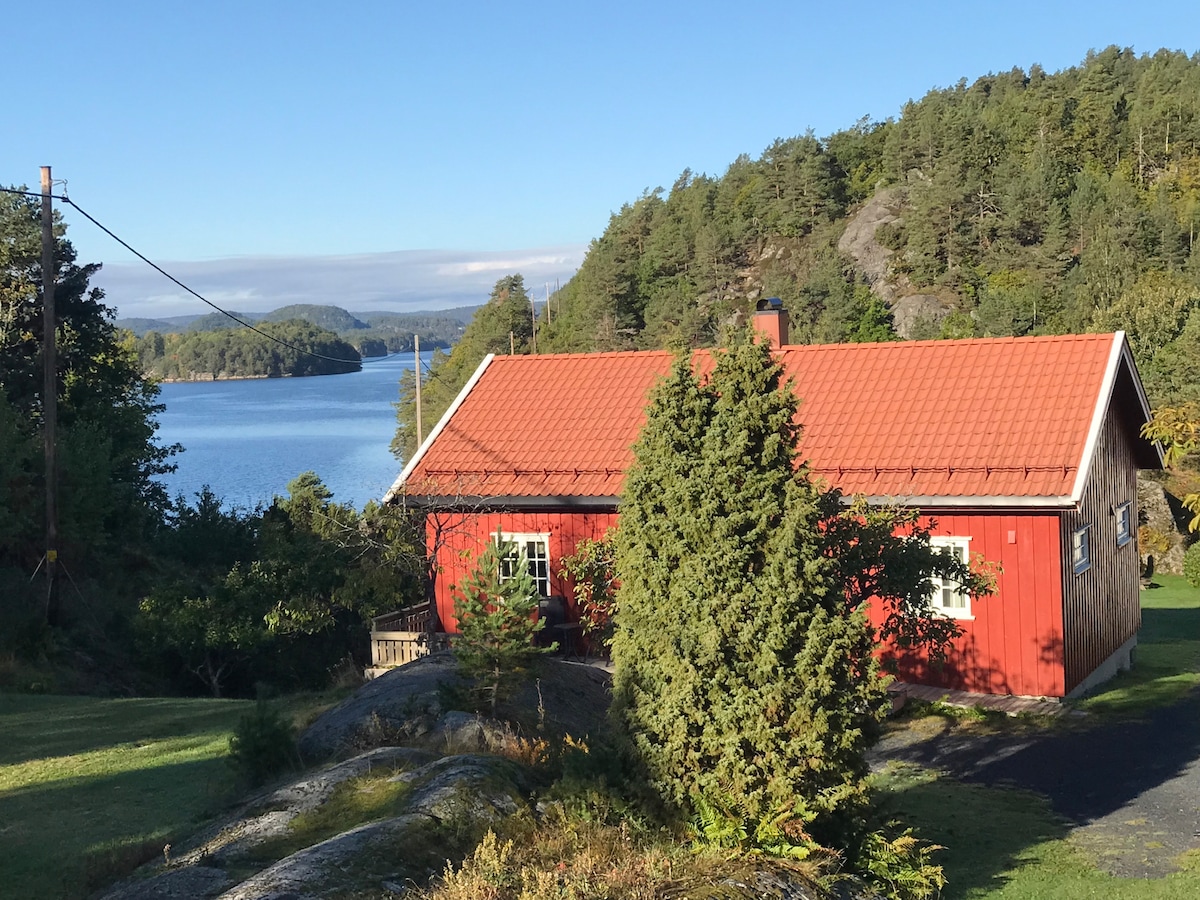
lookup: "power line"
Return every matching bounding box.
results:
[63,199,363,366]
[3,184,362,368]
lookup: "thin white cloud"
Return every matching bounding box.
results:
[94,246,586,320]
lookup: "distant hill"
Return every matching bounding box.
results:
[118,302,474,360]
[184,311,265,332]
[115,314,205,336]
[262,304,369,331]
[353,305,480,325]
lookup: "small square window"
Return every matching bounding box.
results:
[1115,502,1133,548]
[1071,526,1091,575]
[497,533,551,597]
[929,537,972,618]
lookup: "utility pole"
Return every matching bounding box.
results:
[530,294,537,354]
[40,166,59,625]
[413,334,423,446]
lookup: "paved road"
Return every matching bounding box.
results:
[871,689,1200,877]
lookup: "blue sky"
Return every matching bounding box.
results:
[5,1,1199,318]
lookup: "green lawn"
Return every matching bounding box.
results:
[877,763,1200,900]
[1081,574,1200,715]
[875,574,1200,898]
[0,694,250,900]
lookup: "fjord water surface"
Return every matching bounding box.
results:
[153,352,430,511]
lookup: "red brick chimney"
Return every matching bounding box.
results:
[752,297,790,348]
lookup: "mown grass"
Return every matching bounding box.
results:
[875,761,1200,899]
[0,693,249,900]
[1081,574,1200,715]
[0,690,347,900]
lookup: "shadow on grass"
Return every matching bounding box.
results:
[877,766,1070,899]
[883,687,1200,825]
[0,754,237,900]
[0,695,249,767]
[1139,605,1200,643]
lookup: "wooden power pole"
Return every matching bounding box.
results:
[40,166,59,624]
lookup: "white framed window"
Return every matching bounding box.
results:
[497,532,551,597]
[929,537,972,618]
[1114,502,1133,548]
[1071,525,1091,575]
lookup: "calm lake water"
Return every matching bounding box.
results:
[153,352,430,511]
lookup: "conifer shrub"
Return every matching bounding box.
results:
[611,336,888,848]
[228,695,302,786]
[452,533,553,715]
[1184,541,1200,588]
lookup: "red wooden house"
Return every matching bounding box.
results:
[386,322,1161,699]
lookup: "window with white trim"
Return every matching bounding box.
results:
[497,533,551,597]
[1115,502,1133,548]
[929,537,972,618]
[1071,525,1091,575]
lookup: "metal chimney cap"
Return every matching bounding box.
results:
[756,297,784,312]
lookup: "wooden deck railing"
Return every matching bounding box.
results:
[371,601,434,633]
[370,629,452,669]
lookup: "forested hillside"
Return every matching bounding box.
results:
[134,320,361,380]
[395,47,1200,458]
[123,304,466,367]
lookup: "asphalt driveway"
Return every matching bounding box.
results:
[870,688,1200,877]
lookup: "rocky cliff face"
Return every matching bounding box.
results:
[1139,476,1189,576]
[836,184,952,339]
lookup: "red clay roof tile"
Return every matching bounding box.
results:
[395,334,1136,504]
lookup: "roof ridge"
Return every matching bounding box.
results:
[784,333,1118,352]
[492,349,675,362]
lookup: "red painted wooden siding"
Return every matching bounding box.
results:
[871,512,1067,698]
[430,508,1069,697]
[427,509,618,633]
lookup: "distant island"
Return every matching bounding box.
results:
[133,319,362,380]
[118,303,475,356]
[122,303,476,380]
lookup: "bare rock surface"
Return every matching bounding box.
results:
[214,754,529,900]
[837,186,903,303]
[298,654,611,763]
[1138,476,1188,575]
[890,294,951,339]
[94,866,234,900]
[100,658,609,899]
[298,653,463,762]
[175,746,433,868]
[215,813,433,900]
[392,752,528,820]
[838,185,960,339]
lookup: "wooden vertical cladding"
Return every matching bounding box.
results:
[872,511,1066,697]
[1059,377,1144,694]
[427,508,618,633]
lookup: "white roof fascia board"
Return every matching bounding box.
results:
[404,494,621,510]
[1117,335,1165,468]
[1068,332,1131,503]
[854,494,1076,510]
[382,353,495,503]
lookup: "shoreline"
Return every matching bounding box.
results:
[154,368,367,384]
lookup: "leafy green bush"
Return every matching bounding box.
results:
[228,697,302,786]
[1184,542,1200,588]
[856,828,946,900]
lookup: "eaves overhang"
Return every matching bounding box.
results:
[382,353,495,504]
[392,493,621,511]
